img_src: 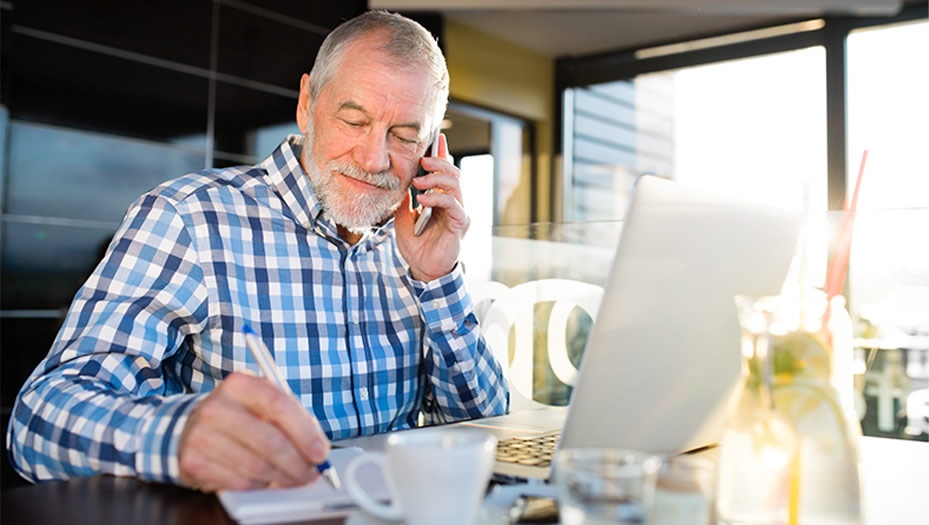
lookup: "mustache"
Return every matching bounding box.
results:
[327,161,401,191]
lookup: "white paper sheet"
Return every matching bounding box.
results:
[218,447,390,524]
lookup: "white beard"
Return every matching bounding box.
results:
[300,128,405,233]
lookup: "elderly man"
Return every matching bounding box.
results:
[7,11,509,492]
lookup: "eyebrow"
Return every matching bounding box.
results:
[337,100,423,135]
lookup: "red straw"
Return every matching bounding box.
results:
[824,150,869,302]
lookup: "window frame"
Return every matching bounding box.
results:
[554,3,928,219]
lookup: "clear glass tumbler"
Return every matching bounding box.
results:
[653,454,715,525]
[555,448,661,525]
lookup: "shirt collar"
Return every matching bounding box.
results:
[261,134,323,230]
[261,135,395,248]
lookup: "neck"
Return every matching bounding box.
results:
[337,225,363,245]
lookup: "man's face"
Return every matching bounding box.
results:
[300,36,435,231]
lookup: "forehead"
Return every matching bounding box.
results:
[320,36,435,125]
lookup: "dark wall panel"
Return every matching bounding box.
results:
[11,0,213,69]
[216,3,325,91]
[9,35,211,142]
[244,0,368,31]
[0,0,370,489]
[213,81,300,160]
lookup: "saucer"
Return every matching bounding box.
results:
[344,483,558,525]
[344,510,401,525]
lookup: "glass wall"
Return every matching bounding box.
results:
[476,222,621,406]
[564,46,828,280]
[563,48,826,216]
[562,77,672,223]
[448,103,533,283]
[558,13,928,442]
[846,20,929,439]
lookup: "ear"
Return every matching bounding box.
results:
[296,73,312,134]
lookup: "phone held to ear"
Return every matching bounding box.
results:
[411,130,441,236]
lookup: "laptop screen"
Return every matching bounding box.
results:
[561,175,801,454]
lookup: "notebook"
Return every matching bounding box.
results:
[217,447,388,524]
[337,174,802,480]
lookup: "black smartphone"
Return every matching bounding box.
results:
[411,130,441,236]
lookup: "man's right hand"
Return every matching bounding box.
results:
[177,371,331,492]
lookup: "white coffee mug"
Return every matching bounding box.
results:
[343,428,497,525]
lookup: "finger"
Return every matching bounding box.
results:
[414,190,463,212]
[415,192,468,229]
[182,389,315,487]
[436,132,449,160]
[220,372,331,464]
[420,155,459,178]
[411,173,463,203]
[233,373,330,464]
[195,396,316,485]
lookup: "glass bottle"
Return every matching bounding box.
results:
[717,294,864,525]
[716,295,798,525]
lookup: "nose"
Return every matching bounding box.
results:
[353,131,391,174]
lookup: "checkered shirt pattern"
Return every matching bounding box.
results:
[7,136,509,484]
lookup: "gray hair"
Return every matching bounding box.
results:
[308,10,449,134]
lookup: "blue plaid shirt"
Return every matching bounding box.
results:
[7,136,509,484]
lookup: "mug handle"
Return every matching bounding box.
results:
[343,453,404,521]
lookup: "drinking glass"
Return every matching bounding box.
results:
[653,455,715,525]
[555,448,660,525]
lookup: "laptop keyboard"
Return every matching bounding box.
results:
[495,430,561,467]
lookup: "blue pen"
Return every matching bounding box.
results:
[242,324,342,490]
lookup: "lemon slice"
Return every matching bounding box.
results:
[772,379,847,454]
[772,331,831,381]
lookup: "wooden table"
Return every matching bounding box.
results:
[2,436,926,525]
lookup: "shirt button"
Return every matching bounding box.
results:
[352,314,360,325]
[431,301,440,310]
[359,388,369,400]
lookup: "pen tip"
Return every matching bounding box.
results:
[321,466,341,490]
[242,324,255,335]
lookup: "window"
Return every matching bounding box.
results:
[446,103,533,282]
[564,47,828,278]
[559,10,928,441]
[846,19,929,439]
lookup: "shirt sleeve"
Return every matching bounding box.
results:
[6,193,210,484]
[414,264,510,423]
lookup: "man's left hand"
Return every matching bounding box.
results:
[395,134,470,282]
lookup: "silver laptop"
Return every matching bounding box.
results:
[336,174,801,480]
